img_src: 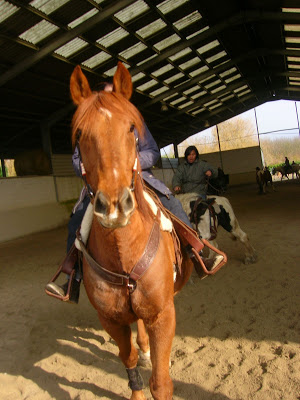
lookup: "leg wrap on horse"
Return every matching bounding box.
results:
[126,366,144,391]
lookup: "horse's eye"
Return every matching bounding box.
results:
[130,124,135,132]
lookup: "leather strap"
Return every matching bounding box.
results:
[206,202,218,241]
[130,211,161,281]
[77,235,131,285]
[191,196,203,233]
[170,216,204,253]
[76,215,161,289]
[61,243,78,275]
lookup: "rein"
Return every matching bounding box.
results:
[75,128,139,199]
[75,130,94,199]
[76,210,161,293]
[206,177,224,196]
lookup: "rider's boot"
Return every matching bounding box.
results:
[45,275,81,304]
[45,243,81,303]
[201,254,224,271]
[186,245,225,279]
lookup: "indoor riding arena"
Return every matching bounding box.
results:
[0,1,299,399]
[0,179,299,400]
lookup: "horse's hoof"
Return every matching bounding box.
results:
[130,390,147,400]
[244,253,258,264]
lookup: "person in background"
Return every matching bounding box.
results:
[284,156,291,175]
[172,145,218,198]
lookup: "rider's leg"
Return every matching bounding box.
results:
[45,195,90,302]
[156,193,223,272]
[158,193,193,228]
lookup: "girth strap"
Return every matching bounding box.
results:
[76,212,161,291]
[130,210,161,281]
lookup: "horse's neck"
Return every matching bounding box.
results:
[88,209,153,274]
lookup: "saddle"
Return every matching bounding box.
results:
[45,190,227,301]
[143,187,227,279]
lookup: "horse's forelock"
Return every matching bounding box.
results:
[96,91,144,138]
[71,90,144,148]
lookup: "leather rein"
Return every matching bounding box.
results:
[75,128,160,293]
[76,211,161,293]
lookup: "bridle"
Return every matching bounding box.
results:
[74,126,161,294]
[75,125,139,199]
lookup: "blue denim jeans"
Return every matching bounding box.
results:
[67,195,90,253]
[156,192,192,228]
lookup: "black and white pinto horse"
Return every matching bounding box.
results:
[256,167,275,194]
[176,193,257,265]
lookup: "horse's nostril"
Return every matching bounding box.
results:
[94,191,110,215]
[119,188,134,215]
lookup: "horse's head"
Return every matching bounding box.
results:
[70,62,144,228]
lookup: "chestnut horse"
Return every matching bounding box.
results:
[69,62,193,400]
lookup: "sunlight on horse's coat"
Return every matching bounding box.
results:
[143,191,173,232]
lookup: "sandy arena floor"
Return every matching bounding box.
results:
[0,180,299,400]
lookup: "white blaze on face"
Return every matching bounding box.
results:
[112,168,118,179]
[99,107,112,119]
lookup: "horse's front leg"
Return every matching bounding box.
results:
[146,301,175,400]
[136,319,151,367]
[98,314,146,400]
[231,223,257,264]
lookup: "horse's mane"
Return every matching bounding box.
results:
[71,90,144,147]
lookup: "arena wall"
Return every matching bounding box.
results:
[0,146,262,242]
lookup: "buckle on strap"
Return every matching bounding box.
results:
[127,279,137,293]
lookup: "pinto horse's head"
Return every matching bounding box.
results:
[70,62,144,228]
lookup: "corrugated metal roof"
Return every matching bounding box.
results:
[0,0,299,158]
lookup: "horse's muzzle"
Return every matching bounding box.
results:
[94,187,135,228]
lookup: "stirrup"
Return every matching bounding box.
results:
[45,269,76,302]
[191,238,227,277]
[45,244,78,301]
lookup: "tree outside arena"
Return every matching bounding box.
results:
[162,100,300,167]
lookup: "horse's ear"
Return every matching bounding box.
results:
[70,65,92,105]
[113,62,133,100]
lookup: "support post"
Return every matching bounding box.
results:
[41,123,59,202]
[173,143,179,159]
[254,108,263,167]
[1,158,6,177]
[215,125,223,170]
[295,101,300,138]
